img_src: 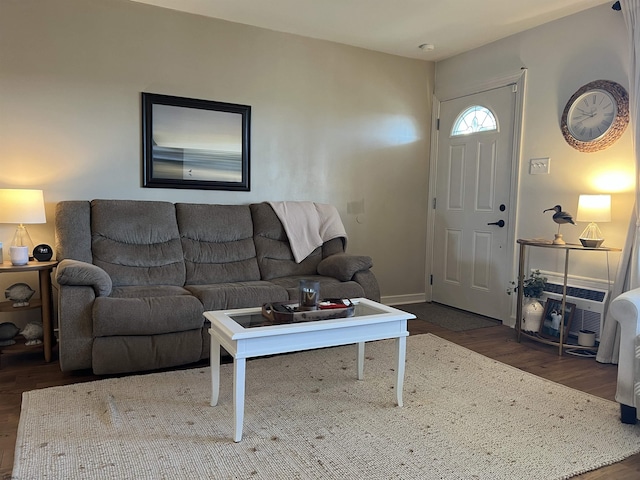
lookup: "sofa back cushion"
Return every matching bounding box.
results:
[91,200,186,287]
[55,201,93,263]
[177,203,261,284]
[250,202,322,280]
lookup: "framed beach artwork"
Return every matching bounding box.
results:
[142,93,251,191]
[539,298,575,341]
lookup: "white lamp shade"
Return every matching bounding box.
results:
[0,189,47,224]
[576,194,611,223]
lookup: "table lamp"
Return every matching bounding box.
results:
[0,189,47,255]
[576,194,611,248]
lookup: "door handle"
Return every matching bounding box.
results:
[487,220,505,228]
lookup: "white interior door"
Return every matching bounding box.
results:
[431,85,516,320]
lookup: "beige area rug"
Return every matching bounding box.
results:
[13,334,640,480]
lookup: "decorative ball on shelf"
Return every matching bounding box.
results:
[33,244,53,262]
[5,282,36,307]
[0,322,20,346]
[20,322,43,346]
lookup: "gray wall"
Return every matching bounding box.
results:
[2,0,632,315]
[435,4,634,293]
[0,0,434,305]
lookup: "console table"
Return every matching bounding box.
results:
[515,239,620,355]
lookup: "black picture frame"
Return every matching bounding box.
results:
[142,93,251,191]
[539,298,576,341]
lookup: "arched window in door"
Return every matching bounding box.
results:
[451,105,497,136]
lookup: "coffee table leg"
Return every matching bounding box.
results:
[357,342,365,380]
[396,336,407,407]
[233,357,247,442]
[210,336,221,406]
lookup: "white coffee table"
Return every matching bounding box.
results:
[205,298,414,442]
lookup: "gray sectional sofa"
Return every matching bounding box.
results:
[54,200,379,374]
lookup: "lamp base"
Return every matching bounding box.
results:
[11,224,35,257]
[580,238,604,248]
[579,222,604,249]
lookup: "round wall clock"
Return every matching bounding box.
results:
[561,80,629,153]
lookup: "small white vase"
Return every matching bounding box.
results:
[9,245,29,266]
[522,297,544,333]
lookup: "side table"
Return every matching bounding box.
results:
[0,260,58,362]
[515,239,620,355]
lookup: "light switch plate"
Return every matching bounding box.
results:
[530,157,550,175]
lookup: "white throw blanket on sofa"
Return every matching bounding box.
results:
[268,201,347,263]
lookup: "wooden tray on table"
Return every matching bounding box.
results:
[261,299,355,324]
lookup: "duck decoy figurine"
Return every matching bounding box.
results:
[543,205,575,245]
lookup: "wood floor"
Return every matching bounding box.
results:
[1,314,639,479]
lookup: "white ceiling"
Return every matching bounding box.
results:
[128,0,613,61]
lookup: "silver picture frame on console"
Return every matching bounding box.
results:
[142,92,251,191]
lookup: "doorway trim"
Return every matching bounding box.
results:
[425,68,527,325]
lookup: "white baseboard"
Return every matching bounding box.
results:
[381,293,426,306]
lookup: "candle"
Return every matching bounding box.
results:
[299,279,320,310]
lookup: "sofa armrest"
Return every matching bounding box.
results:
[608,288,640,420]
[56,259,112,297]
[317,253,373,281]
[610,289,640,336]
[56,283,96,371]
[353,270,381,302]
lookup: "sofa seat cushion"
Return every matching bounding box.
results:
[93,290,204,337]
[269,275,365,301]
[186,281,288,310]
[110,285,191,299]
[92,329,203,375]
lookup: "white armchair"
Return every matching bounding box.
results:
[608,288,640,423]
